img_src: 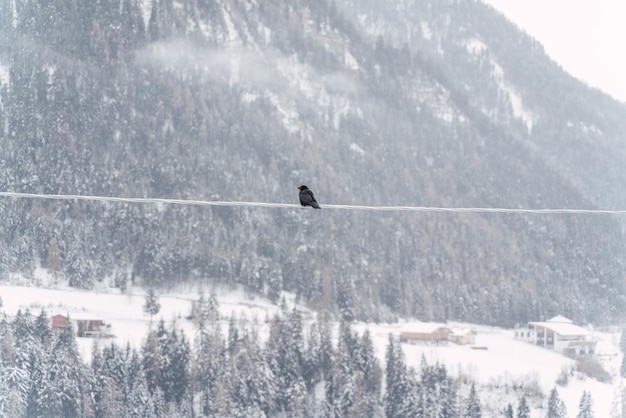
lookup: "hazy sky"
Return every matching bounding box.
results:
[483,0,626,103]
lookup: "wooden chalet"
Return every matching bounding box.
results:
[51,313,113,338]
[400,325,453,346]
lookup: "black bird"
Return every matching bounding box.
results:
[298,185,321,209]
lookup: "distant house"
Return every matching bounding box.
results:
[449,328,476,346]
[52,313,113,338]
[51,314,69,331]
[400,325,453,346]
[515,315,596,356]
[399,324,477,346]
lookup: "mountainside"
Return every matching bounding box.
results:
[1,0,626,326]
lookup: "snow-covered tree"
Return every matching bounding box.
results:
[142,320,167,396]
[576,390,594,418]
[160,325,190,406]
[503,403,514,418]
[194,320,226,416]
[517,396,531,418]
[41,319,85,417]
[421,357,458,417]
[143,287,161,322]
[384,335,420,418]
[463,382,481,418]
[546,387,567,418]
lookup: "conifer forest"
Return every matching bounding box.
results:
[1,0,626,416]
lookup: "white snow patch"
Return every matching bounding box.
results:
[332,99,353,130]
[344,49,360,71]
[266,92,302,134]
[275,53,316,100]
[0,64,9,87]
[466,38,487,55]
[421,21,433,40]
[241,92,258,105]
[139,0,152,28]
[220,3,241,46]
[349,143,365,157]
[491,60,535,134]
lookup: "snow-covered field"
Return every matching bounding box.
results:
[0,283,621,417]
[353,321,620,417]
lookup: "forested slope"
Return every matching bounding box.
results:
[1,0,625,326]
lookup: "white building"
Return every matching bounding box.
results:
[514,315,596,356]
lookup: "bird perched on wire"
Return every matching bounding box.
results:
[298,185,321,209]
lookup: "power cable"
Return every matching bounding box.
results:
[1,191,625,215]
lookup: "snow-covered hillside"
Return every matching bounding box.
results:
[4,0,626,331]
[0,283,620,417]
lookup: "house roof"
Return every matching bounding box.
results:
[450,328,475,337]
[547,315,572,324]
[528,320,590,337]
[400,323,452,334]
[52,312,103,321]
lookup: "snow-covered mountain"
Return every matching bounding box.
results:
[1,0,626,329]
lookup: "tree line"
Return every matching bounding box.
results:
[0,298,600,417]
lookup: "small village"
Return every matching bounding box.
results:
[50,310,603,361]
[398,315,605,359]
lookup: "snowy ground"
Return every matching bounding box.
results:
[353,321,620,417]
[0,283,621,417]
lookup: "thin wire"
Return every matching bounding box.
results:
[1,191,625,215]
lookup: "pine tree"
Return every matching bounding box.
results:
[303,321,323,388]
[89,344,107,418]
[517,396,530,418]
[33,310,52,344]
[142,320,167,396]
[0,321,29,417]
[161,325,190,405]
[546,387,567,418]
[576,390,594,418]
[194,320,226,416]
[41,319,85,417]
[357,330,382,400]
[125,349,154,418]
[225,323,272,415]
[420,358,457,417]
[327,332,355,418]
[384,335,420,418]
[143,287,161,323]
[26,348,50,418]
[439,366,459,418]
[504,403,514,418]
[266,309,307,414]
[91,342,129,417]
[463,383,481,418]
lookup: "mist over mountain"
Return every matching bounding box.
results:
[1,0,626,326]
